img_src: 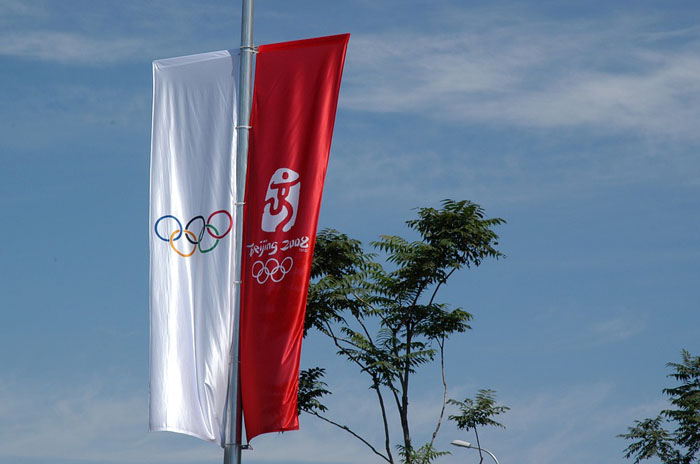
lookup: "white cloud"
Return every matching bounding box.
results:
[249,379,478,463]
[0,375,391,464]
[0,1,154,64]
[318,13,700,214]
[0,374,672,464]
[0,371,471,464]
[464,383,669,464]
[504,383,617,463]
[0,0,47,19]
[0,380,219,463]
[341,15,700,138]
[0,31,148,64]
[278,380,669,464]
[592,315,646,343]
[0,0,233,65]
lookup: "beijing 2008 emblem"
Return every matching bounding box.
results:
[262,168,300,233]
[247,168,308,284]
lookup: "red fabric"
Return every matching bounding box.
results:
[240,33,350,441]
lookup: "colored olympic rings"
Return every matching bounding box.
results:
[185,216,205,245]
[251,257,294,284]
[154,210,232,257]
[170,229,198,257]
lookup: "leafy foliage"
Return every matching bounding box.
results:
[297,367,331,415]
[620,417,681,464]
[398,444,450,463]
[620,350,700,464]
[448,389,509,431]
[664,351,700,461]
[298,200,505,464]
[448,389,508,464]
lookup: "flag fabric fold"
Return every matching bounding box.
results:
[240,33,350,441]
[149,50,239,445]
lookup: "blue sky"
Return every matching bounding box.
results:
[2,0,700,463]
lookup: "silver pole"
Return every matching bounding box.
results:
[451,440,500,464]
[224,0,254,463]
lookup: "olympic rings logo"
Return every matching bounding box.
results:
[154,210,233,257]
[251,257,293,284]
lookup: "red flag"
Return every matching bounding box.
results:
[240,33,350,441]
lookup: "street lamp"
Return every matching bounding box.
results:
[451,440,500,464]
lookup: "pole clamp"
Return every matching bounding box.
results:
[240,45,258,54]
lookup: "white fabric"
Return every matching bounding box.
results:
[149,50,238,445]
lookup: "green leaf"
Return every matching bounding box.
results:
[448,389,509,431]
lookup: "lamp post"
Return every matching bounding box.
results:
[451,440,500,464]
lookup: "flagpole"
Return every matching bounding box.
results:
[225,0,254,463]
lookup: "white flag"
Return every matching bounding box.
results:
[149,50,238,445]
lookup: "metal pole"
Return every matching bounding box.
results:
[451,441,500,464]
[480,447,500,464]
[224,1,254,463]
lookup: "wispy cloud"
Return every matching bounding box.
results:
[0,379,219,463]
[342,13,700,138]
[592,313,647,344]
[473,382,668,464]
[515,304,650,354]
[0,0,236,65]
[0,83,151,155]
[0,374,671,464]
[0,375,397,464]
[0,0,47,18]
[0,31,148,64]
[501,383,617,463]
[270,381,668,464]
[318,12,700,213]
[0,1,152,64]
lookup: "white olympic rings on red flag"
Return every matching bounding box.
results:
[251,257,293,284]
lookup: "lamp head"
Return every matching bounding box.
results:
[451,440,473,449]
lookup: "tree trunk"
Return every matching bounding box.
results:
[400,327,413,462]
[475,428,484,464]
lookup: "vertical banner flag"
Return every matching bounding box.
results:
[149,51,238,445]
[240,33,350,440]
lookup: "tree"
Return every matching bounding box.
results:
[297,200,505,464]
[448,389,509,464]
[620,350,700,464]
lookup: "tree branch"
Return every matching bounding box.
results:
[353,291,395,332]
[352,291,379,312]
[428,336,448,452]
[474,427,484,464]
[323,322,370,372]
[400,324,413,460]
[372,378,395,463]
[387,326,404,413]
[353,312,375,346]
[305,411,391,463]
[427,268,457,307]
[322,323,366,351]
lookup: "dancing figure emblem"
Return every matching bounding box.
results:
[261,168,300,233]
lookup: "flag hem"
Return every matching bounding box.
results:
[149,426,219,445]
